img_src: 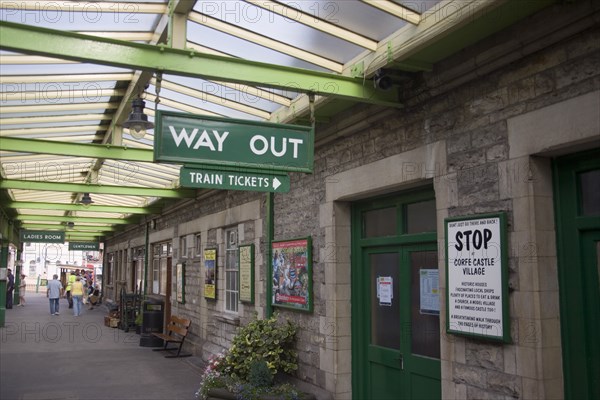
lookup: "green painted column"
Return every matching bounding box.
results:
[13,247,22,305]
[266,193,274,318]
[0,241,8,327]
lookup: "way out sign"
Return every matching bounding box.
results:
[445,213,510,342]
[154,111,314,173]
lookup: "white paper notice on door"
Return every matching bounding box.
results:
[420,269,439,315]
[377,276,393,306]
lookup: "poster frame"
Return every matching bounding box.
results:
[238,243,255,304]
[271,237,313,313]
[204,248,217,300]
[176,262,185,304]
[445,212,510,343]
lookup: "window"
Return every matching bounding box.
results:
[195,234,202,256]
[225,228,239,312]
[180,236,188,258]
[151,242,171,295]
[106,253,114,285]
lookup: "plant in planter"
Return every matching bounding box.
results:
[195,313,314,400]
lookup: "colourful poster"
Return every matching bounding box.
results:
[204,248,217,299]
[271,238,312,312]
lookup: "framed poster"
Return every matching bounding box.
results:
[176,262,185,304]
[271,237,312,312]
[445,213,510,342]
[204,248,217,300]
[239,244,255,303]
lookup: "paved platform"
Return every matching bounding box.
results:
[1,292,204,400]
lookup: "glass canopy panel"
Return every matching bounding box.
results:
[0,2,164,32]
[192,0,365,64]
[186,21,332,72]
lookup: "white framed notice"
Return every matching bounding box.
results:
[445,213,510,342]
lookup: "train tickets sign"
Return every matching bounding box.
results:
[445,213,510,342]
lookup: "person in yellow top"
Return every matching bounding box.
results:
[71,275,85,317]
[66,270,77,309]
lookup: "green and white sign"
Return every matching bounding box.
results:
[69,242,100,251]
[20,230,64,243]
[180,167,290,193]
[155,111,313,173]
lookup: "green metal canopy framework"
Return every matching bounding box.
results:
[0,0,560,240]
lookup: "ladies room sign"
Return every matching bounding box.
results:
[445,213,510,342]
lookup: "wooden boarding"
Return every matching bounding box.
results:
[151,315,192,358]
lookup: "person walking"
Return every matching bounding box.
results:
[6,268,14,309]
[71,275,85,317]
[46,274,63,316]
[17,274,26,306]
[65,270,77,309]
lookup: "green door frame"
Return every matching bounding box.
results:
[351,188,440,399]
[553,148,600,400]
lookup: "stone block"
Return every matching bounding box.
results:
[465,342,504,371]
[452,363,486,389]
[487,370,522,398]
[516,345,539,379]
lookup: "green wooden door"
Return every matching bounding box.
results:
[352,190,441,400]
[554,149,600,400]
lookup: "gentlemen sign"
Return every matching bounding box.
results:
[20,230,64,243]
[154,111,314,173]
[445,213,510,342]
[180,167,290,193]
[69,242,99,251]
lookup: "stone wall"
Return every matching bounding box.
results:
[105,2,600,398]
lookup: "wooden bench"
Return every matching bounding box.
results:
[152,315,192,358]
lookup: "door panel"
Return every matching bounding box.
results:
[352,189,440,400]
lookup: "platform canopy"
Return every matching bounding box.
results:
[0,0,558,242]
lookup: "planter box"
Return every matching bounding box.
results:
[207,387,316,400]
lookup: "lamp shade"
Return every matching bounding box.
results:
[78,193,94,206]
[122,98,154,139]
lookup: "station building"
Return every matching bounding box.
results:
[0,1,598,399]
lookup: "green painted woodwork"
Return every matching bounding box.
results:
[0,21,399,106]
[155,111,313,172]
[553,149,600,400]
[7,201,160,215]
[20,223,117,232]
[15,214,133,225]
[404,0,557,71]
[0,179,195,198]
[0,137,153,162]
[352,189,440,400]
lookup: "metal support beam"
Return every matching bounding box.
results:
[20,223,118,232]
[0,20,399,106]
[0,180,195,199]
[1,138,153,162]
[15,214,134,225]
[6,201,161,215]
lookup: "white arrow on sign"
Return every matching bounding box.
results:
[273,177,282,190]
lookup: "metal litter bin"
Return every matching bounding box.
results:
[139,298,164,347]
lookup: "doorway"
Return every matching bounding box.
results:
[352,189,441,399]
[554,149,600,400]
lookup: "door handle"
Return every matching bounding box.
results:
[395,354,404,370]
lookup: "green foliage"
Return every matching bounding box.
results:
[247,360,274,388]
[220,313,298,382]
